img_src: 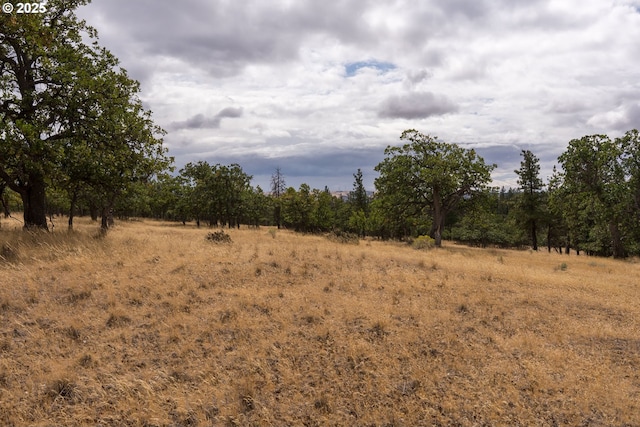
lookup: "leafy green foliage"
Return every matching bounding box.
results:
[349,169,369,214]
[411,235,435,250]
[514,150,545,250]
[346,169,371,237]
[179,162,253,228]
[449,189,524,248]
[0,0,170,230]
[242,186,271,228]
[374,130,495,246]
[554,134,629,257]
[270,167,286,229]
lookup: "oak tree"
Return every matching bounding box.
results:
[374,130,495,246]
[0,0,169,230]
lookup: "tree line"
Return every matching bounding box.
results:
[2,1,640,258]
[8,127,638,259]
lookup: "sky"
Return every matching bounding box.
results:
[77,0,640,191]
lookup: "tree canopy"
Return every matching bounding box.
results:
[552,132,640,258]
[374,130,496,246]
[0,0,170,230]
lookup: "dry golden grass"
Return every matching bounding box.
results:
[1,216,639,426]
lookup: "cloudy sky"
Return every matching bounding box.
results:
[77,0,640,191]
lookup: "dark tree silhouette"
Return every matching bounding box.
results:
[514,150,545,250]
[270,167,286,229]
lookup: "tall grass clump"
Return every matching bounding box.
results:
[0,241,19,263]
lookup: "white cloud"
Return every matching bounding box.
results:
[77,0,640,189]
[587,103,640,132]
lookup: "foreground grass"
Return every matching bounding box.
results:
[1,217,639,426]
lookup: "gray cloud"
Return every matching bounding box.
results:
[169,107,243,131]
[626,104,640,130]
[174,146,387,192]
[79,0,378,79]
[587,103,640,133]
[76,0,640,191]
[439,0,491,21]
[471,143,563,188]
[378,92,459,119]
[406,69,432,85]
[610,103,640,132]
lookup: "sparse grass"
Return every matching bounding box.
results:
[327,230,360,244]
[1,215,639,426]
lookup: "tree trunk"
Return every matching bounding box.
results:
[610,221,625,259]
[101,207,109,231]
[531,220,538,250]
[431,189,443,247]
[275,204,282,229]
[89,202,99,222]
[68,192,77,231]
[0,183,10,218]
[100,204,116,232]
[1,197,9,218]
[21,174,49,230]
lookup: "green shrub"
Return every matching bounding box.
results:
[412,235,435,250]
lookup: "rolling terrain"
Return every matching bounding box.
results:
[1,217,639,426]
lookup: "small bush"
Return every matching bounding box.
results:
[412,235,436,250]
[206,230,232,243]
[47,377,76,402]
[106,313,132,328]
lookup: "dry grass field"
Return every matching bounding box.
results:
[1,216,639,426]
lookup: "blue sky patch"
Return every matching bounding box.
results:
[345,60,397,77]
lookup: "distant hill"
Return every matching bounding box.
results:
[331,190,375,201]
